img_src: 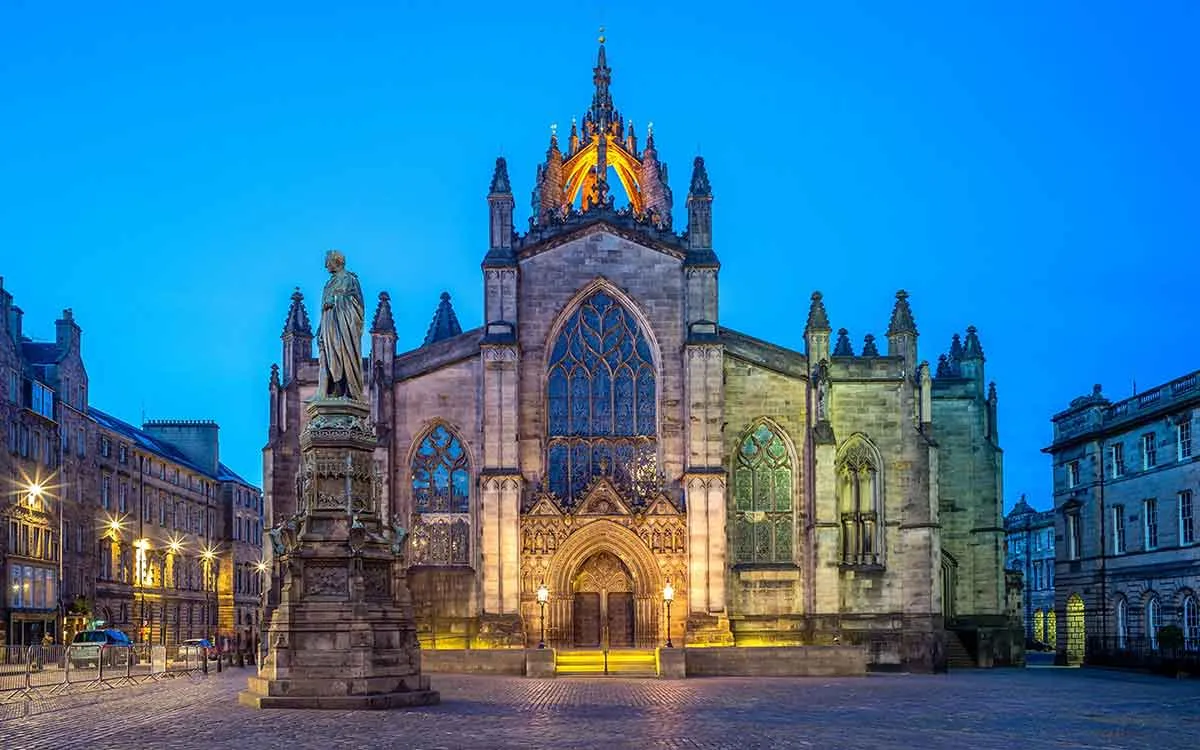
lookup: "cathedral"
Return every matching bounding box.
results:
[263,39,1016,672]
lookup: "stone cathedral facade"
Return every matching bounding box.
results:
[263,42,1015,672]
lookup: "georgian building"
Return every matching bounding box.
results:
[265,41,1016,671]
[1005,496,1056,647]
[89,414,264,649]
[1045,372,1200,664]
[1,276,263,647]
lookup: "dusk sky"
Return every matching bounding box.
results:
[2,1,1197,507]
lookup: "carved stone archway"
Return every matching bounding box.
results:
[546,519,662,648]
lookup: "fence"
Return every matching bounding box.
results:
[0,643,212,714]
[1085,636,1200,676]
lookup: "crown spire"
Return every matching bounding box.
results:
[371,291,395,335]
[423,292,463,346]
[590,27,614,131]
[283,287,312,337]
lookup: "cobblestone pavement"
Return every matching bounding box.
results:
[6,667,1200,749]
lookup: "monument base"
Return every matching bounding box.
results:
[238,687,440,711]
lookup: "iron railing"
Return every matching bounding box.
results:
[0,643,211,716]
[1085,636,1200,676]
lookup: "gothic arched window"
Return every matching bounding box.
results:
[1115,596,1128,649]
[837,435,884,566]
[410,424,472,567]
[1146,595,1162,650]
[546,291,657,506]
[1183,594,1199,651]
[731,422,794,564]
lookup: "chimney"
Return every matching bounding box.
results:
[141,420,221,477]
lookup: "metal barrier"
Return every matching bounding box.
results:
[0,643,211,714]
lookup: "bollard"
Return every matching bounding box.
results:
[237,651,245,669]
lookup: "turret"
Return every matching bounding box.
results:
[804,291,832,362]
[959,325,985,386]
[488,157,515,257]
[885,289,918,363]
[281,288,313,383]
[686,156,713,251]
[370,291,397,370]
[268,363,282,439]
[423,292,463,346]
[638,126,672,226]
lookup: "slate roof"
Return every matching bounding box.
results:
[88,407,214,480]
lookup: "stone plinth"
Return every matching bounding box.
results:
[657,647,686,678]
[525,648,556,678]
[239,398,439,710]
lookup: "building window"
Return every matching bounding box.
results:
[1144,499,1158,550]
[836,435,884,567]
[1066,460,1080,488]
[1181,490,1196,546]
[1142,433,1156,469]
[1066,511,1082,560]
[101,475,111,510]
[1066,594,1086,664]
[1111,505,1125,554]
[118,481,128,513]
[1184,595,1200,651]
[1115,597,1128,649]
[1033,609,1045,643]
[100,436,110,458]
[6,368,18,404]
[409,424,472,567]
[732,422,795,565]
[1146,596,1161,650]
[546,290,658,507]
[118,443,128,464]
[1110,443,1125,478]
[1180,420,1193,461]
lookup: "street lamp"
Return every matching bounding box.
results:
[663,581,675,648]
[536,583,549,649]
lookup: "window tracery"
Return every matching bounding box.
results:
[731,423,794,564]
[837,436,883,566]
[410,424,472,567]
[546,291,658,507]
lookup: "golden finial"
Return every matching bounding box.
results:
[598,25,606,44]
[550,122,558,136]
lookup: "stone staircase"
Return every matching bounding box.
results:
[945,632,977,669]
[555,649,658,677]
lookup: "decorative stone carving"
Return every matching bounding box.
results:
[363,563,391,600]
[305,563,348,597]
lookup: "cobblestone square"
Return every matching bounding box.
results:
[5,667,1200,749]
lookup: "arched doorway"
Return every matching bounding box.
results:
[1066,594,1085,665]
[571,551,635,648]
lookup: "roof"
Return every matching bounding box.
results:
[20,341,59,365]
[217,462,254,487]
[88,406,215,480]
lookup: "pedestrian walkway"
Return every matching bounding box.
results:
[5,666,1200,749]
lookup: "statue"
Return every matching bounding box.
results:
[815,360,831,422]
[316,250,365,401]
[389,522,408,556]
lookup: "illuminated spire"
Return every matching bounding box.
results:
[590,27,614,132]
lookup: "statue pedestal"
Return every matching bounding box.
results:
[239,398,439,710]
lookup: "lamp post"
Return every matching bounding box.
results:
[663,580,675,648]
[536,583,549,649]
[201,546,219,672]
[255,560,268,665]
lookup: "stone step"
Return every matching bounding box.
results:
[945,633,976,668]
[555,649,658,677]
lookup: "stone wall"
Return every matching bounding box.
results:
[684,645,867,677]
[420,648,527,675]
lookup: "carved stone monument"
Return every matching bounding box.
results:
[239,250,439,710]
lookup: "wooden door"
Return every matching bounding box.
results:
[573,592,602,647]
[607,592,635,647]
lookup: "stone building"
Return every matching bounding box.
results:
[1004,496,1056,647]
[1045,372,1200,664]
[1,277,91,646]
[264,41,1015,671]
[1,276,263,647]
[89,414,264,650]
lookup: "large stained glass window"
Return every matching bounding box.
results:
[546,291,657,507]
[410,424,471,566]
[732,423,794,564]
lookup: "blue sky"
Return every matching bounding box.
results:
[1,1,1197,507]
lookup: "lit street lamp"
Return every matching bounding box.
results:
[536,583,549,649]
[663,581,675,648]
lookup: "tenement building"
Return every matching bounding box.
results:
[265,40,1016,671]
[1005,496,1056,647]
[1045,372,1200,664]
[0,276,264,647]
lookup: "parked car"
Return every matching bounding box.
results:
[68,629,136,669]
[179,638,217,662]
